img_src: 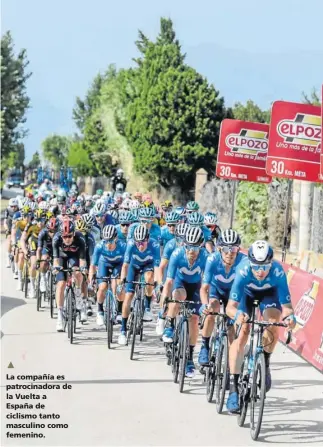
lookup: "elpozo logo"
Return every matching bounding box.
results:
[225,129,268,155]
[277,113,322,147]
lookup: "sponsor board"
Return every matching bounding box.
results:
[266,101,322,182]
[281,265,323,372]
[216,119,272,183]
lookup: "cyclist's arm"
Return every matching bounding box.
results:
[275,269,295,320]
[205,241,214,253]
[78,236,87,268]
[52,236,61,268]
[159,258,169,281]
[20,230,29,256]
[161,251,178,298]
[226,268,249,319]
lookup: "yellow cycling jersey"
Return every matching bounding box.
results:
[15,219,28,232]
[24,222,41,240]
[153,217,166,227]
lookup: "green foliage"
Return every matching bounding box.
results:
[302,88,321,106]
[1,31,31,175]
[27,151,41,169]
[41,134,70,168]
[232,100,270,123]
[235,182,269,246]
[68,141,93,176]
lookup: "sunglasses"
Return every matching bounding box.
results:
[250,262,272,272]
[105,239,116,244]
[95,214,105,218]
[185,244,201,252]
[167,224,176,228]
[135,240,148,247]
[62,234,74,240]
[121,223,130,227]
[221,246,239,253]
[140,218,153,223]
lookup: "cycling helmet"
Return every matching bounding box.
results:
[123,192,131,199]
[77,195,85,204]
[26,192,34,200]
[47,217,58,231]
[46,210,54,219]
[175,223,190,238]
[109,209,119,221]
[50,198,58,206]
[96,189,103,196]
[248,240,273,265]
[22,205,32,215]
[66,208,75,216]
[130,199,140,209]
[92,194,100,201]
[139,207,155,219]
[187,211,204,226]
[75,219,87,233]
[119,211,133,224]
[218,229,241,246]
[9,198,18,207]
[185,226,204,246]
[116,168,124,176]
[204,212,218,226]
[186,201,199,212]
[39,201,48,210]
[60,205,68,216]
[102,225,118,240]
[165,211,180,224]
[134,224,149,242]
[93,202,106,216]
[161,200,173,211]
[81,213,96,229]
[121,198,132,210]
[35,209,45,219]
[29,202,37,211]
[61,219,75,236]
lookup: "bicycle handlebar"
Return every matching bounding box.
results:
[164,298,197,305]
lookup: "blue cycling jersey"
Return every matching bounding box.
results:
[161,226,175,246]
[203,251,246,293]
[162,238,178,261]
[167,246,208,283]
[115,224,127,241]
[92,240,126,266]
[201,226,213,242]
[127,222,161,243]
[229,258,291,305]
[124,238,161,268]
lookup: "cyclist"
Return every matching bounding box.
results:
[118,225,161,345]
[161,227,208,378]
[156,222,189,336]
[187,211,214,253]
[37,217,59,292]
[198,229,245,366]
[52,220,88,332]
[116,211,133,241]
[185,201,200,217]
[225,240,296,413]
[161,211,181,247]
[128,207,161,243]
[4,198,19,268]
[133,192,143,203]
[204,212,221,242]
[89,225,126,326]
[92,202,115,241]
[20,209,44,298]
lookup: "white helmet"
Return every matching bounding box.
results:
[218,229,241,246]
[117,168,123,176]
[92,194,100,201]
[130,199,140,209]
[123,192,130,199]
[248,240,274,264]
[50,197,58,206]
[93,202,106,216]
[121,198,131,209]
[29,202,37,211]
[134,225,149,242]
[9,198,18,207]
[102,225,118,240]
[185,227,204,246]
[39,201,48,210]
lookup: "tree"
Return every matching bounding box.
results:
[1,31,31,175]
[27,151,41,169]
[41,134,70,168]
[302,88,321,106]
[232,100,270,123]
[68,141,93,176]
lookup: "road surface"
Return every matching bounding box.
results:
[1,187,24,200]
[1,246,323,446]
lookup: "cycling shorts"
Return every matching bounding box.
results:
[173,275,201,315]
[125,263,154,293]
[209,284,230,305]
[56,256,79,282]
[237,289,282,316]
[98,260,122,284]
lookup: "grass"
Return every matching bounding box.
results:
[1,199,9,212]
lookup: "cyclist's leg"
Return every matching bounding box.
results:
[39,250,50,292]
[6,228,12,266]
[17,246,25,290]
[28,238,38,298]
[118,263,136,343]
[198,286,220,365]
[162,276,185,342]
[143,266,154,321]
[112,264,123,322]
[55,259,67,332]
[260,296,282,392]
[186,282,200,375]
[96,261,109,326]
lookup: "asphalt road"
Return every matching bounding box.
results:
[1,246,323,446]
[1,187,24,200]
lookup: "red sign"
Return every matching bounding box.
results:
[216,119,272,183]
[266,101,322,182]
[279,265,323,372]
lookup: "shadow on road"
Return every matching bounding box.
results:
[258,419,323,444]
[1,296,26,318]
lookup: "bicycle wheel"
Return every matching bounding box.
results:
[24,264,29,299]
[250,353,266,440]
[49,272,55,318]
[130,301,139,360]
[67,290,74,344]
[178,320,189,393]
[215,335,229,414]
[106,290,113,349]
[36,273,41,311]
[206,336,217,403]
[237,358,250,427]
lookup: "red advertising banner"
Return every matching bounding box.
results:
[279,265,323,372]
[266,101,322,182]
[216,119,272,183]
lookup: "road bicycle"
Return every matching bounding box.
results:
[21,254,30,299]
[164,298,197,393]
[95,275,118,349]
[126,276,154,360]
[236,298,291,440]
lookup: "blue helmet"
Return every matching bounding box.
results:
[139,207,155,219]
[187,211,204,226]
[165,211,180,224]
[119,210,133,224]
